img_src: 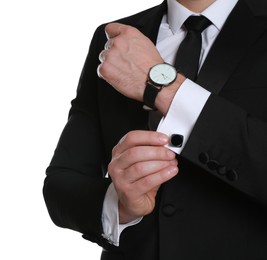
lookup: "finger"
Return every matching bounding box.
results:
[105,22,128,39]
[124,159,178,183]
[104,39,113,50]
[113,130,169,156]
[97,64,104,79]
[98,49,107,63]
[129,165,178,196]
[117,145,176,169]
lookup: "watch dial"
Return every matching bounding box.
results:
[149,63,177,85]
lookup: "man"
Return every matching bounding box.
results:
[43,0,267,259]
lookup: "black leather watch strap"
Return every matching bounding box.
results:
[143,82,161,110]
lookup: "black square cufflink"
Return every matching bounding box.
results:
[170,134,184,147]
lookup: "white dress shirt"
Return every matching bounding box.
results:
[102,0,239,246]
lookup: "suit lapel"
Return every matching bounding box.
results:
[197,0,267,94]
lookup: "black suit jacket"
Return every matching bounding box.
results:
[43,0,267,259]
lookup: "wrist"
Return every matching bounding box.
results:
[155,73,186,116]
[118,201,141,224]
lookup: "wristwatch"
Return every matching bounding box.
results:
[143,63,177,110]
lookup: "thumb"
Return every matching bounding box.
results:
[105,22,130,39]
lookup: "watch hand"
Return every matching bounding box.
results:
[161,73,167,80]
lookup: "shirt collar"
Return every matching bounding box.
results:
[167,0,239,34]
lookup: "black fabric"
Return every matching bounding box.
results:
[174,15,212,80]
[100,249,124,260]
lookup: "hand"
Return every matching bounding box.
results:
[108,130,179,224]
[97,23,164,102]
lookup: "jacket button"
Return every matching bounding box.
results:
[207,160,219,170]
[162,204,177,217]
[226,169,238,181]
[217,165,227,176]
[199,152,209,164]
[170,134,183,147]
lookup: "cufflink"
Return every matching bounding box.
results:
[170,134,184,147]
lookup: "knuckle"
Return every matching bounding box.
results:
[104,23,111,32]
[123,131,135,145]
[118,133,127,145]
[142,176,154,188]
[98,62,104,76]
[97,64,103,79]
[124,130,142,143]
[131,163,143,175]
[124,131,133,141]
[99,60,109,76]
[111,144,118,156]
[107,162,115,176]
[108,157,122,176]
[124,147,135,159]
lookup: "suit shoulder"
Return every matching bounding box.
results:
[115,4,164,25]
[95,2,165,30]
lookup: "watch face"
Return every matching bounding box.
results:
[149,63,177,86]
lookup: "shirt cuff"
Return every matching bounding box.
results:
[157,79,211,154]
[101,183,142,246]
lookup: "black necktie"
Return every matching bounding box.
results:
[174,15,212,81]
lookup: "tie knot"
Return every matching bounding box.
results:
[184,15,212,33]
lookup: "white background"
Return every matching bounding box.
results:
[0,0,160,259]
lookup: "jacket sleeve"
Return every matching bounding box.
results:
[43,24,112,246]
[181,92,267,207]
